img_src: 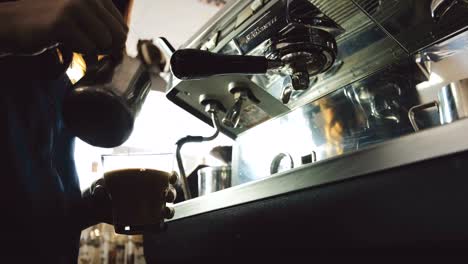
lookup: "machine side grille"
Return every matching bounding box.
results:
[311,0,376,43]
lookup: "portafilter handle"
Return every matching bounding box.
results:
[170,49,283,80]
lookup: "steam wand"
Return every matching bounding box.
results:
[175,102,222,200]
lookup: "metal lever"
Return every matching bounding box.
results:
[222,83,260,129]
[431,0,468,21]
[223,90,248,129]
[170,49,283,80]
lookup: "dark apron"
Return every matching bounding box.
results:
[0,75,81,263]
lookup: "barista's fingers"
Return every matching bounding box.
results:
[90,178,105,194]
[72,1,113,52]
[100,0,129,29]
[87,0,127,50]
[93,185,111,200]
[165,186,177,203]
[58,18,97,54]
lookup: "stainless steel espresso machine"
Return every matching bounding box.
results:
[145,0,468,261]
[166,0,468,192]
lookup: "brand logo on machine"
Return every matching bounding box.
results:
[241,16,279,45]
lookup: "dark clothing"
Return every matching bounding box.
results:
[0,0,131,261]
[1,3,82,261]
[113,0,131,15]
[1,75,82,263]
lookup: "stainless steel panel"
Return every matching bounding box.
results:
[438,79,468,123]
[164,0,468,218]
[198,166,232,196]
[232,29,468,185]
[168,0,408,137]
[244,0,407,109]
[410,30,468,131]
[170,117,468,221]
[353,0,468,53]
[233,61,419,185]
[168,75,290,136]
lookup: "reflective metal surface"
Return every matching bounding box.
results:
[410,79,468,131]
[353,0,468,53]
[233,61,420,185]
[409,29,468,131]
[162,0,468,217]
[232,28,468,185]
[198,166,232,196]
[167,0,468,139]
[409,101,440,132]
[424,28,468,62]
[222,85,250,129]
[270,153,294,175]
[249,0,407,109]
[170,117,468,221]
[63,51,153,148]
[167,0,408,137]
[431,0,468,21]
[439,79,468,123]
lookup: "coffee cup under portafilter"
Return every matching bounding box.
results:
[104,168,177,235]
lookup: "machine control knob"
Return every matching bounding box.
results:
[163,206,175,220]
[165,186,177,203]
[169,171,179,185]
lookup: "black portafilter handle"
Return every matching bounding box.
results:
[170,49,280,80]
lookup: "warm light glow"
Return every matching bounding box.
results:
[66,54,87,84]
[66,67,84,84]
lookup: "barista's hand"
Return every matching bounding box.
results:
[89,178,113,224]
[0,0,128,54]
[83,178,113,226]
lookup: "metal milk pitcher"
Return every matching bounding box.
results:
[409,78,468,131]
[62,41,164,148]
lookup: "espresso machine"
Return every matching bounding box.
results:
[165,0,468,183]
[145,0,468,261]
